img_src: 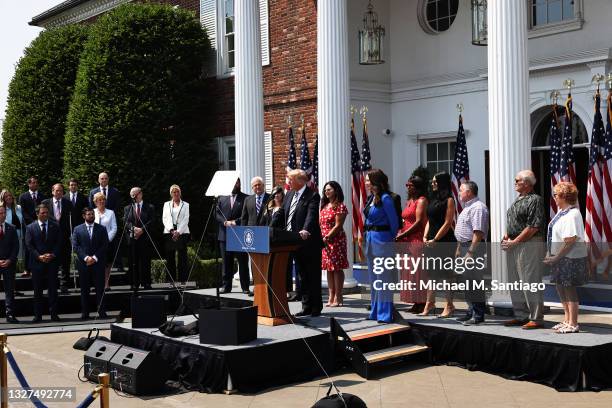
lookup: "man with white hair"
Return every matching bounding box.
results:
[241,176,270,227]
[124,187,155,290]
[502,170,546,329]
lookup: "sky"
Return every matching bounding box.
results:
[0,0,61,120]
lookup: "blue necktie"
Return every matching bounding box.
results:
[256,195,262,215]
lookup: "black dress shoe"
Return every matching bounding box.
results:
[31,316,42,323]
[6,315,19,324]
[15,291,25,297]
[99,312,108,319]
[219,288,231,294]
[242,290,254,297]
[295,310,312,317]
[366,305,372,311]
[455,315,473,322]
[462,317,484,326]
[143,284,152,290]
[50,315,61,322]
[80,314,90,321]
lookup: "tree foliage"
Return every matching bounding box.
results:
[1,25,89,193]
[63,3,215,234]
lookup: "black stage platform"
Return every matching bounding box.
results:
[110,289,612,393]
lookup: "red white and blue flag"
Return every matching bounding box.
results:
[451,115,469,214]
[549,109,562,217]
[284,125,297,191]
[350,118,364,261]
[311,135,319,191]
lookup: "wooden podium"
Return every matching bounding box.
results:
[251,244,300,326]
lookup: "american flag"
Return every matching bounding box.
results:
[559,93,577,185]
[350,118,364,261]
[299,125,312,177]
[359,117,372,220]
[284,125,297,191]
[451,115,470,214]
[603,92,612,244]
[311,135,319,190]
[549,109,562,217]
[585,90,605,260]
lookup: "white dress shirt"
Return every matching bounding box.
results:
[94,208,117,242]
[162,200,190,234]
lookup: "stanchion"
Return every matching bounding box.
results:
[98,373,110,408]
[0,333,7,408]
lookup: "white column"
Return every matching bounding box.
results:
[487,1,531,305]
[234,0,265,187]
[318,0,356,288]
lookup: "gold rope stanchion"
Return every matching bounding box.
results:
[98,373,110,408]
[0,333,7,408]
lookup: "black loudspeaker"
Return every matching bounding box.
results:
[84,340,123,382]
[199,306,258,345]
[131,295,167,328]
[109,345,170,395]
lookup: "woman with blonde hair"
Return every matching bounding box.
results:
[162,184,190,285]
[93,192,117,290]
[544,182,587,333]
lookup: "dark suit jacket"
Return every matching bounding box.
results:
[215,193,248,241]
[262,207,285,229]
[65,192,89,230]
[25,221,62,272]
[18,191,46,225]
[89,186,121,212]
[0,223,19,269]
[42,197,72,236]
[283,187,323,248]
[72,223,108,274]
[124,202,155,243]
[240,193,270,226]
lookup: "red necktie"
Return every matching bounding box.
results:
[136,204,141,219]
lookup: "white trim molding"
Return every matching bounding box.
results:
[34,0,132,28]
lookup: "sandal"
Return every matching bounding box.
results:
[552,321,567,330]
[556,324,579,333]
[418,304,437,316]
[437,307,455,319]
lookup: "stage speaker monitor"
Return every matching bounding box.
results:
[131,295,167,328]
[109,345,170,395]
[83,340,123,382]
[199,306,257,345]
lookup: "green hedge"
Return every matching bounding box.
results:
[63,3,216,219]
[0,25,89,192]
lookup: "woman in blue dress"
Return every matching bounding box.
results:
[364,169,400,322]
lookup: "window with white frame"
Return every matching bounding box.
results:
[218,136,236,170]
[423,141,456,175]
[200,0,270,77]
[528,0,583,37]
[418,0,459,35]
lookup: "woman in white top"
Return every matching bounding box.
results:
[0,190,24,260]
[162,184,190,285]
[543,182,587,333]
[93,192,117,290]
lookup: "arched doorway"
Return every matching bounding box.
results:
[530,105,589,221]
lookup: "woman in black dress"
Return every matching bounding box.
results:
[420,172,456,317]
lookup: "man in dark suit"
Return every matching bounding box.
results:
[66,178,89,231]
[0,206,20,323]
[215,178,251,295]
[89,172,123,271]
[284,169,323,317]
[241,176,270,227]
[25,204,62,322]
[73,207,109,319]
[124,187,154,290]
[42,183,73,293]
[18,177,46,276]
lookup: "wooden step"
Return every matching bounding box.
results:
[363,344,429,363]
[348,323,411,341]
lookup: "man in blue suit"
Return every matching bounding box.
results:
[0,206,20,323]
[25,204,62,323]
[73,207,109,319]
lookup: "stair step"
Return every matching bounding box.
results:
[348,323,411,341]
[363,344,429,363]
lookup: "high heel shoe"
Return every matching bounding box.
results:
[417,304,437,316]
[408,303,425,314]
[437,307,455,319]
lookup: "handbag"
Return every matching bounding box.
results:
[73,328,109,351]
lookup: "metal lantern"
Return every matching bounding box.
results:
[359,0,385,65]
[471,0,487,46]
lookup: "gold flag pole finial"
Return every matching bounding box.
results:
[563,79,575,93]
[287,114,293,128]
[592,74,604,90]
[456,103,464,118]
[300,114,305,131]
[550,90,560,106]
[360,105,368,121]
[606,73,612,91]
[350,105,357,120]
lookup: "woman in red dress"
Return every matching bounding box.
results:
[320,181,349,307]
[395,176,429,312]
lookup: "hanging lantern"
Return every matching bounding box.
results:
[471,0,487,46]
[359,0,385,65]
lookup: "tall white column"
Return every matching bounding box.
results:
[318,0,356,288]
[487,1,531,304]
[234,0,265,187]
